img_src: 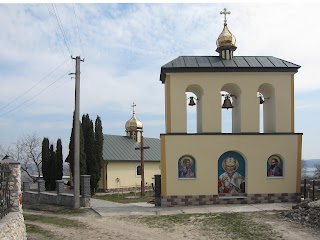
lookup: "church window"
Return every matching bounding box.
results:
[136,165,141,176]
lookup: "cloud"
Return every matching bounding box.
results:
[1,3,320,159]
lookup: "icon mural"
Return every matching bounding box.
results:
[218,151,245,193]
[267,155,283,177]
[178,155,196,178]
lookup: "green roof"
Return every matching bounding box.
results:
[103,135,160,162]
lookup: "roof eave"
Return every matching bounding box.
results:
[160,67,300,84]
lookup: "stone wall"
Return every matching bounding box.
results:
[0,156,27,240]
[161,193,301,207]
[22,176,91,207]
[0,212,26,240]
[23,191,90,207]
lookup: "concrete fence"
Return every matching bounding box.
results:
[22,175,91,207]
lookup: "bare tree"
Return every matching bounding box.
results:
[0,144,13,159]
[0,133,42,182]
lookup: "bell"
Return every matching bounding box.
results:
[221,97,234,110]
[188,97,196,106]
[259,96,265,104]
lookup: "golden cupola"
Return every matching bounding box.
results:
[125,103,143,142]
[216,8,237,60]
[125,113,143,131]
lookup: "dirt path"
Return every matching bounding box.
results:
[24,208,320,240]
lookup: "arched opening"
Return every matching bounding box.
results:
[218,151,246,194]
[221,83,242,133]
[185,84,204,133]
[258,83,275,133]
[136,165,141,176]
[185,92,197,133]
[257,92,264,133]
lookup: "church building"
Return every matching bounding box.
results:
[158,9,302,206]
[98,104,160,191]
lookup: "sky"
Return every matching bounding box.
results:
[0,2,319,160]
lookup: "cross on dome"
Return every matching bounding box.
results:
[131,102,136,114]
[220,8,230,24]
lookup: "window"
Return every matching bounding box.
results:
[136,165,141,176]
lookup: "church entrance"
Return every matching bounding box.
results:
[218,151,245,194]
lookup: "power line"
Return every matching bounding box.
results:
[72,4,85,58]
[0,68,72,118]
[51,4,72,56]
[46,4,73,70]
[46,4,69,60]
[0,58,70,113]
[11,76,74,116]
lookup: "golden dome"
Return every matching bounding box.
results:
[125,113,143,131]
[216,23,237,52]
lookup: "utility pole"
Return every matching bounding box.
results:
[71,56,84,208]
[135,135,150,196]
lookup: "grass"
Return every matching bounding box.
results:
[133,212,281,240]
[26,223,55,239]
[23,203,90,215]
[24,213,87,229]
[93,191,154,204]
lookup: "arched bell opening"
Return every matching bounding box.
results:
[185,84,204,133]
[221,83,242,133]
[258,83,275,133]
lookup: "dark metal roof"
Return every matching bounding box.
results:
[160,56,301,83]
[103,135,160,162]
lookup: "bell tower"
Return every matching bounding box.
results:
[158,8,303,207]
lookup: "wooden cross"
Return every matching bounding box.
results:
[135,136,150,196]
[220,8,231,24]
[131,102,136,114]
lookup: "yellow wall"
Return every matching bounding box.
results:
[102,161,160,189]
[166,72,294,133]
[98,163,107,190]
[161,134,302,196]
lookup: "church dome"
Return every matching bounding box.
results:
[125,113,143,131]
[216,23,237,52]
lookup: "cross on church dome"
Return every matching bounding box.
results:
[216,8,237,60]
[220,8,230,24]
[125,102,143,132]
[131,102,136,115]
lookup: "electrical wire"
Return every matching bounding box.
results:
[11,76,74,116]
[51,4,72,56]
[46,4,69,60]
[0,68,73,118]
[0,57,70,113]
[72,4,85,59]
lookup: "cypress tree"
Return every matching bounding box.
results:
[94,116,104,192]
[56,139,63,180]
[68,114,75,181]
[82,114,97,193]
[42,137,50,190]
[48,144,57,190]
[80,124,87,175]
[68,113,87,185]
